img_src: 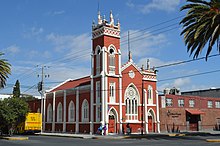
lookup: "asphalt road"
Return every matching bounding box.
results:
[0,135,220,146]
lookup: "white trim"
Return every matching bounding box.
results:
[75,87,79,133]
[108,107,119,123]
[47,79,72,93]
[121,61,141,73]
[52,92,56,132]
[47,103,52,122]
[156,90,160,133]
[90,76,94,134]
[63,90,66,132]
[144,89,148,134]
[119,76,122,134]
[57,102,62,122]
[81,99,89,122]
[107,103,120,106]
[68,100,75,122]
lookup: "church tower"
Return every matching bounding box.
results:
[91,10,122,134]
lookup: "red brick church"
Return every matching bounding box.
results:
[33,11,160,135]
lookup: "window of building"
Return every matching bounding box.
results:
[110,82,116,103]
[109,46,115,74]
[166,98,173,107]
[68,101,75,122]
[96,81,101,104]
[47,103,52,122]
[96,106,101,122]
[82,99,89,122]
[178,99,184,107]
[207,100,213,108]
[96,49,101,75]
[189,99,195,107]
[125,86,138,121]
[148,85,153,104]
[215,101,220,108]
[57,102,62,122]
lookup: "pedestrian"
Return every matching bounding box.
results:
[126,123,131,135]
[103,123,107,135]
[97,124,103,135]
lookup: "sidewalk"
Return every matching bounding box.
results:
[1,131,220,141]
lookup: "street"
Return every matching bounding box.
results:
[0,135,220,146]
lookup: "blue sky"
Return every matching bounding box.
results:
[0,0,220,96]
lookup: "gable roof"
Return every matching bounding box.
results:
[121,60,141,73]
[47,76,91,93]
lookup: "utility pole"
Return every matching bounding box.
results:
[37,65,49,133]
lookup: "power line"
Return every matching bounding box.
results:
[155,53,220,69]
[158,69,220,82]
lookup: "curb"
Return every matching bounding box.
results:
[1,137,29,140]
[206,139,220,142]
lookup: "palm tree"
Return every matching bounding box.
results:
[180,0,220,60]
[0,52,11,88]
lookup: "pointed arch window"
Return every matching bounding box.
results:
[109,46,115,74]
[68,101,75,122]
[96,46,101,75]
[47,103,52,122]
[81,99,89,122]
[148,85,153,104]
[57,102,62,122]
[125,86,139,121]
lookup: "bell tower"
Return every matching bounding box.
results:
[90,10,122,134]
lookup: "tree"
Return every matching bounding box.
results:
[180,0,220,60]
[13,80,20,98]
[0,52,11,88]
[0,97,29,134]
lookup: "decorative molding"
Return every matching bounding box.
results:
[92,26,120,39]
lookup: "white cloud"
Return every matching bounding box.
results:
[158,78,191,92]
[126,0,135,8]
[53,10,65,15]
[173,78,191,88]
[46,10,65,16]
[23,27,44,38]
[121,30,167,59]
[128,0,180,14]
[5,45,20,54]
[46,33,91,61]
[48,65,90,83]
[137,57,177,69]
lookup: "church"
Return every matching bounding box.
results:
[39,11,160,135]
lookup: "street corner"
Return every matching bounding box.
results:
[206,139,220,142]
[1,136,29,140]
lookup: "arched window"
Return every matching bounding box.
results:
[81,99,89,122]
[109,46,115,74]
[57,102,62,122]
[47,103,52,122]
[68,101,75,122]
[96,46,101,74]
[148,85,153,104]
[125,86,139,121]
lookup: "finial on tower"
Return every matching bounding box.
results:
[128,51,133,62]
[147,59,150,70]
[98,11,102,25]
[110,10,114,25]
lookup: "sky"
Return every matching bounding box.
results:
[0,0,220,96]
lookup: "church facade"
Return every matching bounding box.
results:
[41,11,160,135]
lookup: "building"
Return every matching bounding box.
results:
[159,93,220,132]
[35,11,160,135]
[182,87,220,98]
